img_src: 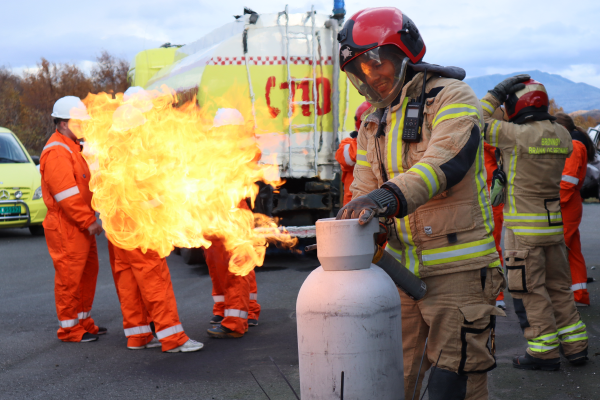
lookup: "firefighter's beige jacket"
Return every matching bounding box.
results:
[351,72,499,278]
[480,93,572,246]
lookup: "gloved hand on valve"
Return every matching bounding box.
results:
[336,188,399,225]
[487,74,531,102]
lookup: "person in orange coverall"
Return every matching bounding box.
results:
[556,113,592,306]
[107,240,204,352]
[483,107,508,309]
[206,108,261,339]
[335,101,371,205]
[484,141,506,309]
[41,96,106,343]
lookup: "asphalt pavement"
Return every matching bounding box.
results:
[1,205,599,399]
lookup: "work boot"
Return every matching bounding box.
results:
[513,353,560,371]
[79,333,99,343]
[560,345,589,366]
[248,319,259,327]
[166,339,204,353]
[96,327,108,335]
[207,325,244,338]
[128,337,162,350]
[209,315,224,324]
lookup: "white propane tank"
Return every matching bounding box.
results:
[297,217,404,399]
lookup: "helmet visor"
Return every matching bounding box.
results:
[345,45,409,108]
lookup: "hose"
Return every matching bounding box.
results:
[373,245,427,300]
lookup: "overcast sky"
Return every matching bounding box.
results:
[2,0,599,87]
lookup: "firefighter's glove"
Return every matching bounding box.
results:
[490,169,506,207]
[336,189,397,225]
[488,74,530,102]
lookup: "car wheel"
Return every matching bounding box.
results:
[180,248,205,265]
[29,225,45,236]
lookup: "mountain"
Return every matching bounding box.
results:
[570,109,600,121]
[464,70,600,113]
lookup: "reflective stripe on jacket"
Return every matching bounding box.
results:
[40,131,96,231]
[481,93,572,246]
[351,73,499,278]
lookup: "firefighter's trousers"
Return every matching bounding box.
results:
[108,242,189,351]
[205,238,257,335]
[504,229,588,359]
[562,196,589,305]
[401,267,506,400]
[46,220,100,341]
[492,203,505,303]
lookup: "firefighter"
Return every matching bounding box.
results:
[206,108,261,338]
[336,8,505,399]
[107,240,203,352]
[41,96,106,343]
[555,112,592,306]
[335,101,371,205]
[481,76,589,369]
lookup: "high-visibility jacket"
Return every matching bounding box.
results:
[41,131,96,231]
[351,72,499,278]
[481,93,573,246]
[335,137,357,205]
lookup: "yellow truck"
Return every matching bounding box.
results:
[128,6,363,260]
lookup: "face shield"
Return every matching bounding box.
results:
[344,45,409,109]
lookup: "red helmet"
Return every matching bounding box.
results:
[338,8,426,108]
[355,101,372,131]
[505,79,554,123]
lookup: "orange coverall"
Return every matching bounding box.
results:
[205,201,260,335]
[560,140,589,305]
[40,131,100,342]
[335,137,357,205]
[484,142,505,302]
[108,241,189,351]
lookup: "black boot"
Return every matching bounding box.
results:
[565,348,589,366]
[513,353,560,371]
[427,367,467,400]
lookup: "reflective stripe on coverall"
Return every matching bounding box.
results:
[352,73,505,400]
[107,241,189,351]
[335,137,357,205]
[484,142,505,303]
[560,139,589,305]
[481,94,588,359]
[40,131,100,341]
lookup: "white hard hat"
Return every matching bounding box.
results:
[123,86,145,101]
[213,108,244,127]
[51,96,90,120]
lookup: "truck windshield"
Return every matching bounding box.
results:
[0,133,29,163]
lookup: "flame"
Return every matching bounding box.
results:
[80,85,297,276]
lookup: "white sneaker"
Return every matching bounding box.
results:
[496,300,506,310]
[128,337,162,350]
[167,339,204,353]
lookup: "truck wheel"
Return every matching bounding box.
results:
[181,248,205,265]
[29,225,45,236]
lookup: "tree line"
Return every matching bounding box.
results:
[0,51,129,154]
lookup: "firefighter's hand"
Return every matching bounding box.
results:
[488,74,530,102]
[336,189,397,225]
[87,221,103,236]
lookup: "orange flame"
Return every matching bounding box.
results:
[80,85,297,275]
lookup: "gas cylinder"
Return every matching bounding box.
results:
[297,217,404,399]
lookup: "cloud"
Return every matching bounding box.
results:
[2,0,600,87]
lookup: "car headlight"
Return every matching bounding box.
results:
[32,186,42,200]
